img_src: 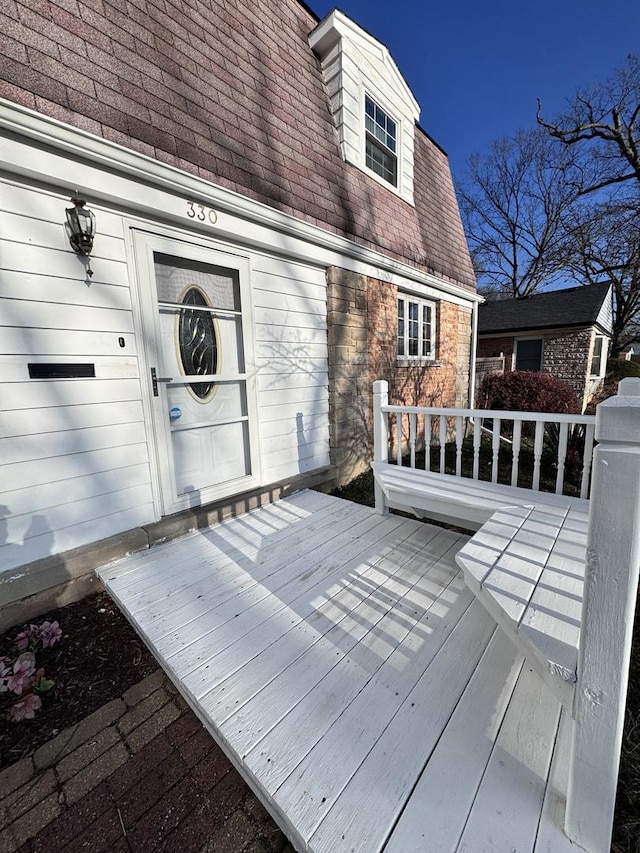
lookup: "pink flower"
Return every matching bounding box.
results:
[38,620,62,648]
[6,653,36,695]
[9,693,42,722]
[15,630,32,651]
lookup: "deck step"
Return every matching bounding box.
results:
[455,503,589,710]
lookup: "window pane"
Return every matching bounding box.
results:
[422,305,432,356]
[408,301,419,356]
[515,339,543,372]
[366,137,397,185]
[364,95,398,185]
[591,337,603,375]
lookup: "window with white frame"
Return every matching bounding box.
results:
[397,295,436,359]
[365,95,398,187]
[591,335,606,377]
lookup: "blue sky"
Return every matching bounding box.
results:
[313,0,640,183]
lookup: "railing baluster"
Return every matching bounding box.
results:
[409,413,416,469]
[491,418,501,483]
[473,417,481,480]
[511,418,522,487]
[455,416,463,477]
[532,421,544,491]
[580,422,596,498]
[371,384,598,497]
[425,415,431,472]
[555,421,569,494]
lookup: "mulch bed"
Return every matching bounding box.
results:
[0,591,157,769]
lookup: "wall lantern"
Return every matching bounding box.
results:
[65,195,96,277]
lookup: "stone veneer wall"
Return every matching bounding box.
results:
[327,267,473,486]
[326,268,371,486]
[477,329,595,409]
[542,328,593,409]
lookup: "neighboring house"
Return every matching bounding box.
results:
[0,2,478,612]
[476,283,613,411]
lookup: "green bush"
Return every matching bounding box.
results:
[478,370,580,414]
[607,358,640,381]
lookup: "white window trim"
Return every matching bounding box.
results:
[362,91,400,193]
[397,294,437,361]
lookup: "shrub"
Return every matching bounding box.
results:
[478,371,580,414]
[607,358,640,382]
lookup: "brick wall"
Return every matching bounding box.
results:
[477,336,515,368]
[328,267,472,484]
[1,0,475,292]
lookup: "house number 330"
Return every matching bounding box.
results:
[186,201,218,224]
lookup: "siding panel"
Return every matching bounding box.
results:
[0,180,153,576]
[0,177,332,576]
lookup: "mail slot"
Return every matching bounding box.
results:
[28,363,96,379]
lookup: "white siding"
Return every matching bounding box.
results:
[0,179,331,578]
[0,180,155,576]
[251,256,330,484]
[595,284,614,336]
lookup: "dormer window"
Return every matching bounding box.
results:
[365,95,397,187]
[309,9,420,205]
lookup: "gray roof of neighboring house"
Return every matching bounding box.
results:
[478,283,612,335]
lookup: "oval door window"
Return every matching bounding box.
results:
[178,286,218,401]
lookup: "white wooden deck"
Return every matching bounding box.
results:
[98,490,576,853]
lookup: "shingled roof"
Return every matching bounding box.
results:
[478,283,612,335]
[0,0,475,292]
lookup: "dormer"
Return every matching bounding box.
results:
[309,9,421,206]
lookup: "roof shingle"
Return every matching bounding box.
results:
[478,283,612,334]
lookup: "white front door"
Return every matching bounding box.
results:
[134,232,260,515]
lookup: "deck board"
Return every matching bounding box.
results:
[98,490,575,852]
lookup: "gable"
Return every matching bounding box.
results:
[309,10,420,205]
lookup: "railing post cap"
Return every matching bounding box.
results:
[595,378,640,443]
[373,379,389,393]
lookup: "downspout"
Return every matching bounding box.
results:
[469,299,479,407]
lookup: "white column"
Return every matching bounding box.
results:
[566,378,640,851]
[372,380,389,515]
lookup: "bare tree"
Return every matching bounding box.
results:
[458,128,579,297]
[566,202,640,353]
[538,54,640,195]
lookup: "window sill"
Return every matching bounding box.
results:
[397,358,440,367]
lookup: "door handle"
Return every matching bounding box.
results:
[150,368,173,397]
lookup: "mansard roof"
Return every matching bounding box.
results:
[0,0,475,291]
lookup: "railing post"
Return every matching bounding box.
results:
[373,380,389,515]
[566,378,640,852]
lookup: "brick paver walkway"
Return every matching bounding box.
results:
[0,671,294,853]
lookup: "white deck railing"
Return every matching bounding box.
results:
[377,399,596,498]
[372,378,640,852]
